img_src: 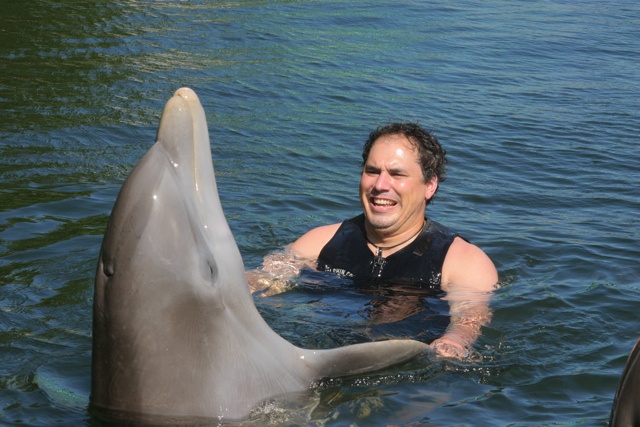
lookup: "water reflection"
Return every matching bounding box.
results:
[252,266,451,350]
[0,0,309,132]
[1,1,136,130]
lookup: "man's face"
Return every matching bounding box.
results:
[359,134,437,238]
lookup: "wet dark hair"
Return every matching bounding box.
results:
[362,122,447,185]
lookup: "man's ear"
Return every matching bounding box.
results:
[424,176,438,202]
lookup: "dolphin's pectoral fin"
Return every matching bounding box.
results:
[303,339,431,380]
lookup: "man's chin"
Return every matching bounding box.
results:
[364,213,397,232]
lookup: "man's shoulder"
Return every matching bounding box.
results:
[442,237,498,292]
[290,222,343,260]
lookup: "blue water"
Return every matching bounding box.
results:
[1,1,639,425]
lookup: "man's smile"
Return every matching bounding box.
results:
[371,197,397,208]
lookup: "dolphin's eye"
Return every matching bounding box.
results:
[102,253,114,277]
[206,260,218,284]
[104,263,114,277]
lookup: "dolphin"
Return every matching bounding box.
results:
[90,87,430,423]
[610,337,640,426]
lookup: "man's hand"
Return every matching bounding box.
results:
[431,337,470,359]
[430,289,494,360]
[246,249,313,296]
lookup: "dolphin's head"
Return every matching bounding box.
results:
[97,87,248,304]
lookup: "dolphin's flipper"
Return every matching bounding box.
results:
[610,337,640,426]
[304,340,430,380]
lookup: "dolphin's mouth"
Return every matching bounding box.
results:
[154,88,220,228]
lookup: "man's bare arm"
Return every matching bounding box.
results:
[432,237,498,359]
[245,248,313,295]
[247,223,341,295]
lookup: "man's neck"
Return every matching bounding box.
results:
[364,218,426,254]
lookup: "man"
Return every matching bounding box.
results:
[288,123,498,359]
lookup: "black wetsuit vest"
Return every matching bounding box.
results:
[317,214,458,290]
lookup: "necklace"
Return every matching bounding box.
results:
[366,220,425,277]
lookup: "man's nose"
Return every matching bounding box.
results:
[373,172,391,191]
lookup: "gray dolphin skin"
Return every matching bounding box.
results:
[610,337,640,426]
[91,87,430,423]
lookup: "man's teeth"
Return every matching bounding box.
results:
[373,198,395,206]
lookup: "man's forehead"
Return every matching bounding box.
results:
[368,134,420,163]
[372,133,418,150]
